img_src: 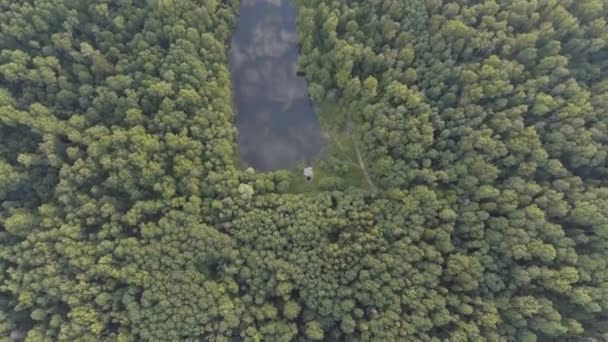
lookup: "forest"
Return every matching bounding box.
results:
[0,0,607,341]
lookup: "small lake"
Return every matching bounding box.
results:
[229,0,325,171]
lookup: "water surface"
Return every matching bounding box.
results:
[229,0,325,171]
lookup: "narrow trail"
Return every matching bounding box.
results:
[351,134,377,192]
[346,113,377,192]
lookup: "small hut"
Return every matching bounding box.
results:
[304,167,313,182]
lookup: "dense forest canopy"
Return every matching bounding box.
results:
[0,0,607,341]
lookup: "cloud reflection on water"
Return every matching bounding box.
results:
[229,0,325,170]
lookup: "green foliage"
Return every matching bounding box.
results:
[0,0,607,341]
[292,0,608,339]
[304,321,324,340]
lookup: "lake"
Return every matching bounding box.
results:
[229,0,325,171]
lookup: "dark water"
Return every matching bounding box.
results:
[229,0,325,171]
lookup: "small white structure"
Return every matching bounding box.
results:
[304,167,314,182]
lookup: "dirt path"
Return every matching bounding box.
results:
[350,134,377,191]
[346,114,377,192]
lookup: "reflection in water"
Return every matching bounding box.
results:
[229,0,325,171]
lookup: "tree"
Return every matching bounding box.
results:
[304,321,324,341]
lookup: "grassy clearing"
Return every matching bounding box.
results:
[287,101,370,193]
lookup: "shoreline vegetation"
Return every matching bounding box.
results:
[287,100,374,193]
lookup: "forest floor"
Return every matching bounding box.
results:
[346,112,377,192]
[288,101,373,193]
